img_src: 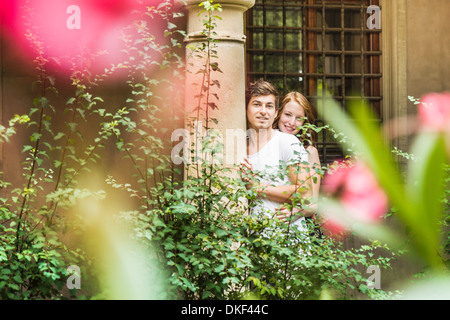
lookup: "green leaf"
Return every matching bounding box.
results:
[54,160,62,168]
[406,132,447,267]
[214,264,225,273]
[22,145,33,153]
[54,132,65,140]
[408,132,446,223]
[8,283,19,291]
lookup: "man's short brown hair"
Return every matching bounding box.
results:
[245,79,280,110]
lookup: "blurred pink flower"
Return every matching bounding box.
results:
[4,0,167,76]
[321,218,350,241]
[418,92,450,132]
[321,161,389,239]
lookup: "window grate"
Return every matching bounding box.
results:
[246,0,382,165]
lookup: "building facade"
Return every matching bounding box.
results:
[2,0,450,171]
[184,0,450,167]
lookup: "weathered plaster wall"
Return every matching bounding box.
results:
[406,0,450,99]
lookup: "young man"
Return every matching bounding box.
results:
[241,80,312,229]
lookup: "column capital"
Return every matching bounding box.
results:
[184,0,255,44]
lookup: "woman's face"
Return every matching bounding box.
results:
[277,100,305,135]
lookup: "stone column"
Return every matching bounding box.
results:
[183,0,254,168]
[381,0,408,170]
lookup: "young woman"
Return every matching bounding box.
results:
[273,92,322,223]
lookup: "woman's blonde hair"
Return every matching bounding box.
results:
[273,92,317,147]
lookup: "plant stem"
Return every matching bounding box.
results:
[16,75,46,252]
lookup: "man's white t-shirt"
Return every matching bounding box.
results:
[247,130,309,229]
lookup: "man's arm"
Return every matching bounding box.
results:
[276,146,321,222]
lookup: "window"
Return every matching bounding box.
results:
[246,0,382,165]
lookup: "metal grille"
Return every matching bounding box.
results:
[246,0,382,165]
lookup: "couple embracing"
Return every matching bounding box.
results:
[241,80,321,233]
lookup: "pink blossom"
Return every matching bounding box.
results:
[418,92,450,132]
[321,161,389,239]
[323,159,355,193]
[321,218,350,241]
[3,0,167,75]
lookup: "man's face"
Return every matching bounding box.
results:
[246,94,278,130]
